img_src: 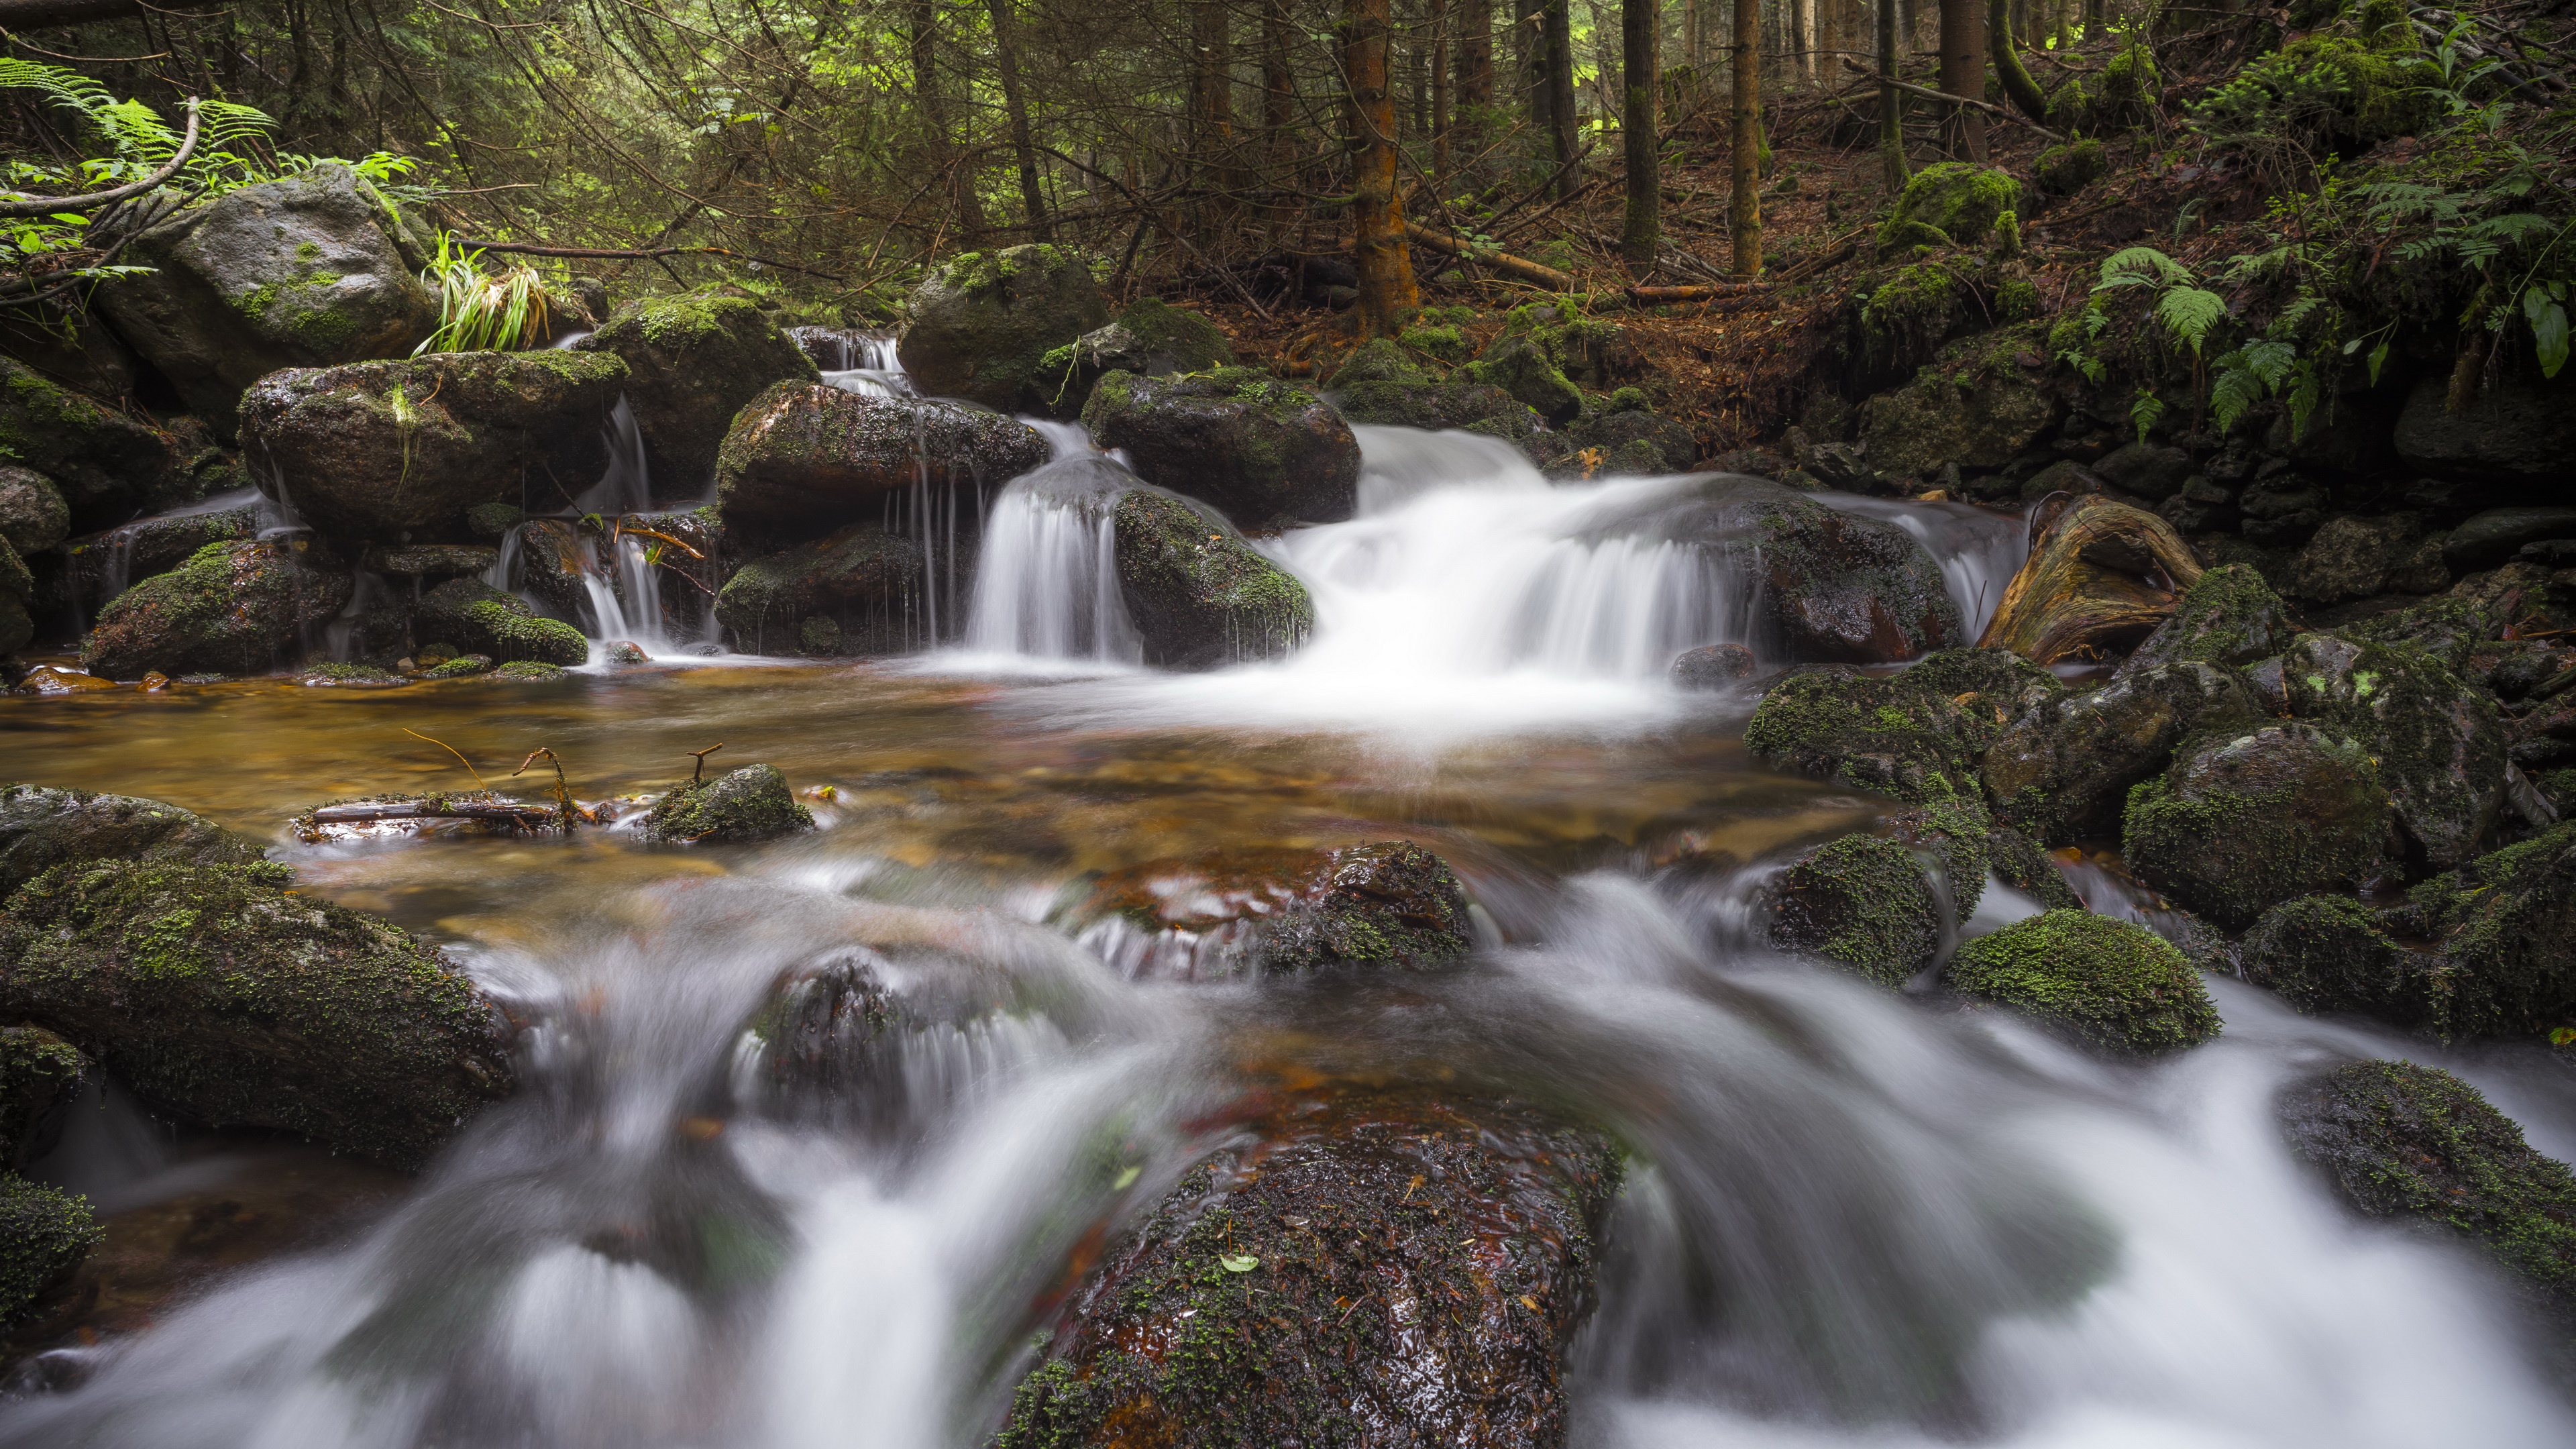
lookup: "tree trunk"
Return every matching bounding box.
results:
[1518,0,1551,186]
[1619,0,1658,269]
[1937,0,1988,160]
[1543,0,1579,199]
[908,0,985,243]
[1790,0,1815,84]
[1730,0,1762,276]
[1979,497,2208,663]
[1432,0,1453,182]
[1344,0,1421,335]
[1263,0,1299,221]
[1878,0,1907,193]
[1191,0,1237,225]
[1988,0,2047,121]
[985,0,1051,241]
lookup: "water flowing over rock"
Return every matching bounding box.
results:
[571,288,819,487]
[714,525,924,655]
[0,360,195,533]
[1081,368,1363,531]
[714,383,1051,539]
[1059,841,1471,980]
[95,163,441,427]
[78,539,352,680]
[1112,487,1314,669]
[239,351,630,544]
[412,578,589,665]
[2279,632,2506,874]
[0,784,263,901]
[1982,661,2266,839]
[2123,722,2392,928]
[0,859,515,1169]
[896,243,1109,415]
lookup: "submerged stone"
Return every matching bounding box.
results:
[413,578,588,666]
[1948,909,2221,1053]
[79,540,352,680]
[1062,841,1472,981]
[572,287,819,486]
[0,782,262,902]
[898,244,1109,415]
[641,763,816,845]
[1112,488,1313,669]
[1768,832,1940,987]
[0,1173,100,1327]
[2122,723,2390,929]
[714,384,1050,539]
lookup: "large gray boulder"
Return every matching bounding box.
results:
[714,384,1051,540]
[2123,722,2391,928]
[571,288,818,487]
[1981,661,2265,839]
[0,783,263,902]
[897,244,1108,415]
[1114,486,1313,669]
[1050,297,1234,413]
[2279,632,2505,875]
[1081,368,1362,531]
[0,359,195,532]
[239,351,630,544]
[96,163,441,427]
[78,539,352,680]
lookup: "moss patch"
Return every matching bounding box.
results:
[1768,833,1940,987]
[0,1173,99,1325]
[641,763,816,845]
[2122,724,2390,928]
[1950,910,2222,1053]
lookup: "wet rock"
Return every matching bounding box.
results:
[1113,488,1313,669]
[991,1081,1619,1449]
[2394,372,2576,488]
[2237,474,2331,547]
[0,783,263,902]
[2122,722,2391,928]
[2450,561,2570,638]
[0,300,140,402]
[2279,633,2504,873]
[366,543,498,582]
[714,383,1051,539]
[2378,822,2576,1040]
[2116,564,2296,675]
[238,350,629,544]
[95,163,440,426]
[714,525,923,655]
[0,536,27,657]
[1328,349,1543,439]
[412,578,588,666]
[1046,297,1235,413]
[489,660,567,682]
[0,360,194,533]
[641,763,816,845]
[2089,441,2193,502]
[0,1174,99,1327]
[2279,1060,2576,1310]
[1875,162,2022,250]
[1466,331,1585,425]
[0,1025,87,1167]
[2441,506,2576,571]
[1083,368,1361,531]
[2508,698,2576,773]
[1768,832,1941,987]
[1670,643,1758,689]
[1557,400,1697,476]
[2341,592,2495,674]
[296,662,407,688]
[1981,661,2265,840]
[1462,306,1640,427]
[1745,649,2059,806]
[61,500,263,612]
[419,653,492,680]
[1984,825,2081,910]
[1949,910,2221,1053]
[2288,515,2434,602]
[1859,335,2057,478]
[78,539,351,680]
[602,641,649,666]
[571,287,819,485]
[0,468,67,557]
[897,244,1109,415]
[1062,841,1472,981]
[0,859,517,1169]
[2241,895,2432,1028]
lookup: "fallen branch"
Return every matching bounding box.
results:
[1624,282,1775,303]
[1980,496,2206,663]
[1403,221,1574,291]
[0,97,199,217]
[1838,57,2065,142]
[453,238,844,282]
[307,800,560,828]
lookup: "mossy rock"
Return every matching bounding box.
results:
[1557,405,1697,476]
[0,782,263,904]
[0,467,68,557]
[1768,832,1941,987]
[1746,649,2060,806]
[2190,36,2436,154]
[641,763,816,845]
[0,359,195,533]
[897,244,1109,416]
[2241,894,2443,1028]
[413,578,588,665]
[61,502,264,617]
[78,539,353,680]
[1986,824,2082,910]
[2033,138,2108,198]
[2122,722,2391,929]
[2279,633,2504,875]
[0,859,517,1169]
[1949,910,2220,1053]
[1980,661,2265,841]
[1112,487,1313,669]
[2379,822,2576,1040]
[1465,331,1585,425]
[489,659,567,682]
[1061,841,1472,980]
[0,1172,99,1326]
[0,1024,87,1168]
[2345,594,2495,676]
[1858,322,2060,478]
[1082,368,1360,531]
[421,652,492,680]
[1324,337,1428,388]
[1040,297,1238,415]
[572,287,820,486]
[714,384,1050,541]
[2280,1060,2576,1310]
[2118,564,2298,675]
[1877,163,2023,252]
[715,525,924,656]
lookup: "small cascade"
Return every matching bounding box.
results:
[961,455,1141,664]
[817,334,914,400]
[322,570,396,663]
[1817,492,2029,642]
[575,396,655,516]
[576,530,673,657]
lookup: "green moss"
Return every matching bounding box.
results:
[2121,724,2390,929]
[462,600,587,665]
[1770,833,1939,987]
[490,659,567,681]
[1879,163,2023,251]
[2126,564,2294,671]
[1951,910,2222,1053]
[2381,822,2576,1039]
[2241,894,2436,1024]
[641,763,816,845]
[1397,323,1466,363]
[421,653,492,679]
[2034,138,2109,197]
[0,1173,99,1324]
[1112,489,1315,667]
[466,502,526,538]
[1859,262,1964,364]
[1746,650,2055,807]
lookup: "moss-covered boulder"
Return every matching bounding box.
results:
[714,525,923,655]
[2279,633,2505,873]
[2123,723,2391,928]
[1768,833,1941,987]
[0,1024,87,1167]
[1746,649,2061,805]
[2280,1060,2576,1310]
[0,360,195,533]
[2241,894,2440,1028]
[1060,841,1470,981]
[2194,36,2438,158]
[1111,487,1313,669]
[714,383,1051,540]
[78,539,351,680]
[1464,330,1585,425]
[0,466,68,557]
[1981,661,2265,840]
[0,1173,99,1326]
[1082,368,1361,531]
[1859,325,2059,479]
[62,499,264,614]
[413,578,588,666]
[0,782,263,902]
[237,350,629,544]
[2117,564,2298,676]
[1557,400,1697,476]
[95,162,440,427]
[1326,341,1541,437]
[992,1081,1618,1449]
[2033,138,2108,197]
[1876,162,2023,252]
[1949,910,2220,1053]
[571,288,820,486]
[2379,823,2576,1040]
[0,859,516,1168]
[640,763,816,845]
[1041,297,1236,414]
[1986,824,2082,910]
[897,244,1108,415]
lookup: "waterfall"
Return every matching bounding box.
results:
[1817,492,2031,643]
[578,531,672,657]
[961,456,1142,665]
[575,396,655,517]
[818,334,913,400]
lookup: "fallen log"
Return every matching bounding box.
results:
[1838,57,2067,143]
[1624,282,1775,303]
[1403,221,1576,291]
[294,795,566,842]
[1979,495,2206,664]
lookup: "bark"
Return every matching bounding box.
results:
[1980,497,2208,664]
[1989,0,2049,121]
[1543,0,1580,200]
[1344,0,1420,335]
[986,0,1051,241]
[1730,0,1762,276]
[1432,0,1454,182]
[1191,0,1237,227]
[1790,0,1815,84]
[908,0,985,241]
[1938,0,1989,159]
[1405,219,1574,288]
[1620,0,1659,269]
[1879,0,1908,193]
[1458,0,1495,109]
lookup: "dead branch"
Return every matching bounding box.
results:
[1403,221,1574,291]
[1980,496,2206,663]
[1838,57,2065,142]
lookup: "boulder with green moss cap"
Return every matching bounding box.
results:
[1040,297,1236,413]
[2116,564,2298,676]
[0,1024,87,1167]
[714,383,1051,541]
[95,162,441,428]
[0,1173,99,1326]
[1113,487,1313,669]
[898,244,1109,415]
[1082,367,1360,531]
[1858,324,2059,478]
[1875,162,2023,254]
[1057,841,1471,981]
[1984,824,2081,909]
[413,578,588,666]
[1746,648,2060,805]
[2239,894,2444,1029]
[78,539,352,680]
[1768,833,1940,987]
[0,783,263,902]
[61,500,262,614]
[238,350,630,543]
[1324,337,1542,437]
[572,287,820,485]
[2279,632,2504,873]
[715,525,924,656]
[2281,1059,2576,1311]
[1949,910,2221,1053]
[2123,722,2391,928]
[2377,822,2576,1040]
[0,859,517,1169]
[0,360,195,533]
[641,763,816,845]
[1980,661,2266,840]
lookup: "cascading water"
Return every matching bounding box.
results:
[959,455,1142,665]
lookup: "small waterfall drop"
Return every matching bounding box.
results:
[961,455,1143,665]
[575,396,655,516]
[578,530,672,657]
[816,334,914,400]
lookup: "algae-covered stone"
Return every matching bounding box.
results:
[1558,404,1697,475]
[0,1024,86,1167]
[1465,331,1585,424]
[1746,649,2059,806]
[2279,632,2504,874]
[2280,1060,2576,1310]
[2116,564,2297,676]
[237,350,631,544]
[2123,723,2391,928]
[0,467,68,557]
[1082,368,1361,531]
[0,1173,99,1326]
[1768,833,1940,987]
[79,539,352,680]
[0,782,263,902]
[2033,138,2108,197]
[1876,162,2023,251]
[1859,328,2059,478]
[489,659,567,682]
[2347,594,2495,676]
[714,384,1051,539]
[1949,910,2221,1053]
[0,859,517,1169]
[1113,487,1313,669]
[1986,824,2081,910]
[0,359,193,532]
[2379,823,2576,1040]
[714,525,923,655]
[61,500,262,611]
[1981,661,2265,840]
[1041,297,1236,413]
[1061,841,1470,981]
[2241,894,2436,1028]
[572,288,820,485]
[413,578,588,665]
[898,244,1109,415]
[641,763,816,845]
[421,653,492,680]
[992,1082,1618,1449]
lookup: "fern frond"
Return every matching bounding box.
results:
[2096,246,2195,290]
[2156,287,2229,356]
